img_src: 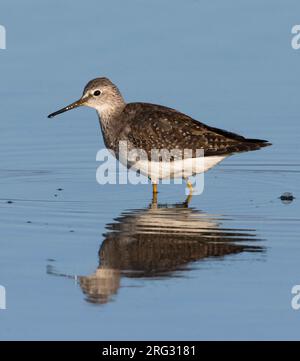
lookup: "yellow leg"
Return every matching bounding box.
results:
[187,181,193,193]
[186,180,193,194]
[151,183,158,207]
[152,183,158,194]
[183,179,193,206]
[184,193,193,206]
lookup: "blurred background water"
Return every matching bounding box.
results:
[0,0,300,340]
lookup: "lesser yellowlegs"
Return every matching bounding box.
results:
[48,77,271,196]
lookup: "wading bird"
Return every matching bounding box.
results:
[48,77,271,198]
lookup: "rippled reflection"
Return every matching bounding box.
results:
[47,200,264,305]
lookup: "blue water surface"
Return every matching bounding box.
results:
[0,0,300,340]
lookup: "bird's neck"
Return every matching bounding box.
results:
[96,105,124,125]
[96,101,126,150]
[96,99,126,126]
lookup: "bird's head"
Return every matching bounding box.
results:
[48,77,125,119]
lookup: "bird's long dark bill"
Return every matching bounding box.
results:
[47,98,86,118]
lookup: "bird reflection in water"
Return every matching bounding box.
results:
[47,198,264,304]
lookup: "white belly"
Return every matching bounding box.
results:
[128,155,226,182]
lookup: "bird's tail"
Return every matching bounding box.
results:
[223,138,272,155]
[245,138,272,148]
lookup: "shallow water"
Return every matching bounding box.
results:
[0,0,300,340]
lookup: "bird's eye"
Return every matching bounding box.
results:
[93,90,101,96]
